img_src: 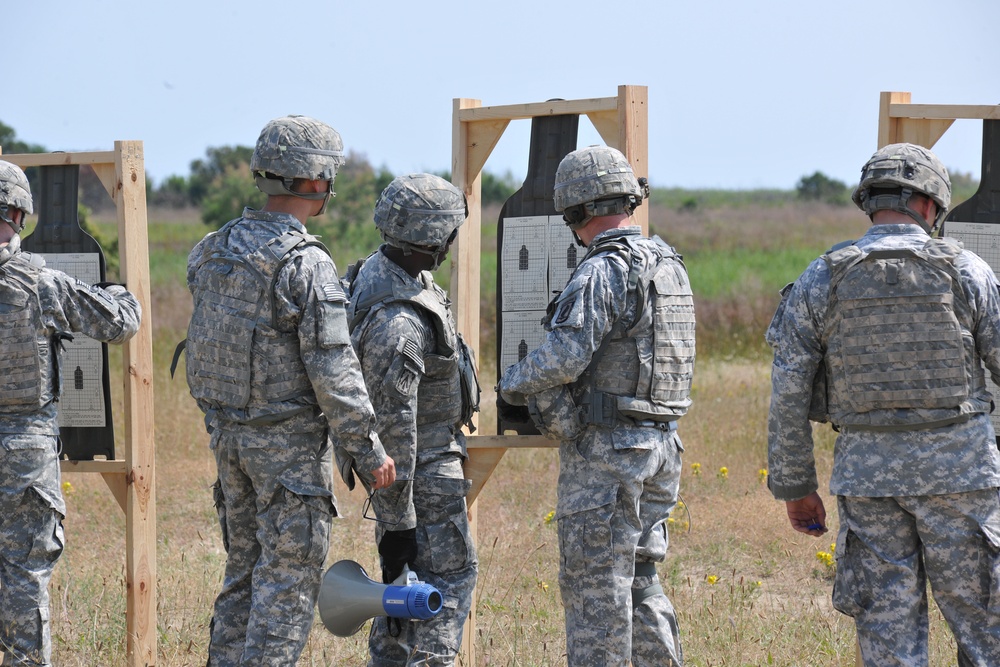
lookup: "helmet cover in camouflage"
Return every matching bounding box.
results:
[851,142,951,233]
[251,115,345,183]
[553,146,644,213]
[374,173,467,250]
[0,160,33,216]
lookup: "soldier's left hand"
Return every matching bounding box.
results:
[369,455,396,490]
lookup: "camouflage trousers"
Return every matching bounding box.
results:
[369,457,478,667]
[834,490,1000,667]
[0,434,65,667]
[555,424,684,667]
[207,426,336,666]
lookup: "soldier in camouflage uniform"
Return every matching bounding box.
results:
[766,143,1000,666]
[345,173,479,666]
[184,116,395,666]
[498,146,695,667]
[0,160,141,666]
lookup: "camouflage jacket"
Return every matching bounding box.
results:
[766,224,1000,500]
[186,208,386,475]
[0,235,141,435]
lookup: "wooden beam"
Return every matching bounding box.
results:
[115,140,157,667]
[893,117,956,150]
[60,459,128,474]
[465,118,509,187]
[587,110,621,149]
[888,103,1000,120]
[91,164,119,200]
[618,85,649,234]
[0,150,117,167]
[465,447,509,507]
[452,98,485,667]
[468,434,555,449]
[100,472,128,513]
[458,96,618,123]
[878,91,911,148]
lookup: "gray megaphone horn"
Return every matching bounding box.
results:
[317,559,443,637]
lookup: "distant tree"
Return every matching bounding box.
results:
[795,171,850,206]
[150,174,193,209]
[0,121,46,200]
[433,169,517,205]
[948,169,979,206]
[0,121,45,154]
[200,163,262,228]
[188,145,254,205]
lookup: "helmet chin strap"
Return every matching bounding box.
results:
[865,188,936,235]
[0,206,24,234]
[381,234,451,271]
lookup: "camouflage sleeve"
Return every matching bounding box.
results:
[355,305,428,530]
[499,260,618,397]
[959,252,1000,385]
[289,252,387,475]
[765,260,828,502]
[40,270,142,344]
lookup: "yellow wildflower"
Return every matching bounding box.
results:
[543,510,555,525]
[62,481,74,495]
[758,468,768,483]
[706,575,719,585]
[718,466,729,479]
[691,463,702,476]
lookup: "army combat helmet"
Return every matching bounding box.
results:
[0,160,33,233]
[852,142,951,235]
[554,146,649,230]
[374,173,467,270]
[250,115,345,214]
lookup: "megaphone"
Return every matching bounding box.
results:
[317,559,443,637]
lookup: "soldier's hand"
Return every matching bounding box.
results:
[369,456,396,490]
[785,492,828,536]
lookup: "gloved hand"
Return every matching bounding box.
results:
[378,528,418,584]
[528,385,583,441]
[497,391,532,426]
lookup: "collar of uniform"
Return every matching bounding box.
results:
[866,223,928,237]
[241,207,308,234]
[590,225,643,245]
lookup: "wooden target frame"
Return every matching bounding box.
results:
[1,144,157,666]
[449,85,647,664]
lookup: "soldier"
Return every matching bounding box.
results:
[766,143,1000,665]
[184,115,395,666]
[344,173,479,666]
[498,146,695,667]
[0,160,141,666]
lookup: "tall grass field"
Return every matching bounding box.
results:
[20,199,968,665]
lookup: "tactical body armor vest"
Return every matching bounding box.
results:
[346,256,480,449]
[185,221,329,422]
[821,236,987,431]
[569,234,696,427]
[0,249,58,413]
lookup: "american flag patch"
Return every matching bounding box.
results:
[321,281,346,302]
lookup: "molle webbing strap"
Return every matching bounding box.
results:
[632,561,664,606]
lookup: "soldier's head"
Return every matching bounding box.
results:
[852,143,951,235]
[250,115,345,215]
[0,160,33,235]
[373,173,467,272]
[554,146,649,233]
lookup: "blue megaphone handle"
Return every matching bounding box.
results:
[382,582,443,620]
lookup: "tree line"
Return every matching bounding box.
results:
[1,120,979,230]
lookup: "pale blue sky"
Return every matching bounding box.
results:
[11,0,998,190]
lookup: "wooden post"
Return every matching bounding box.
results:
[115,141,157,667]
[451,97,483,667]
[1,145,157,666]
